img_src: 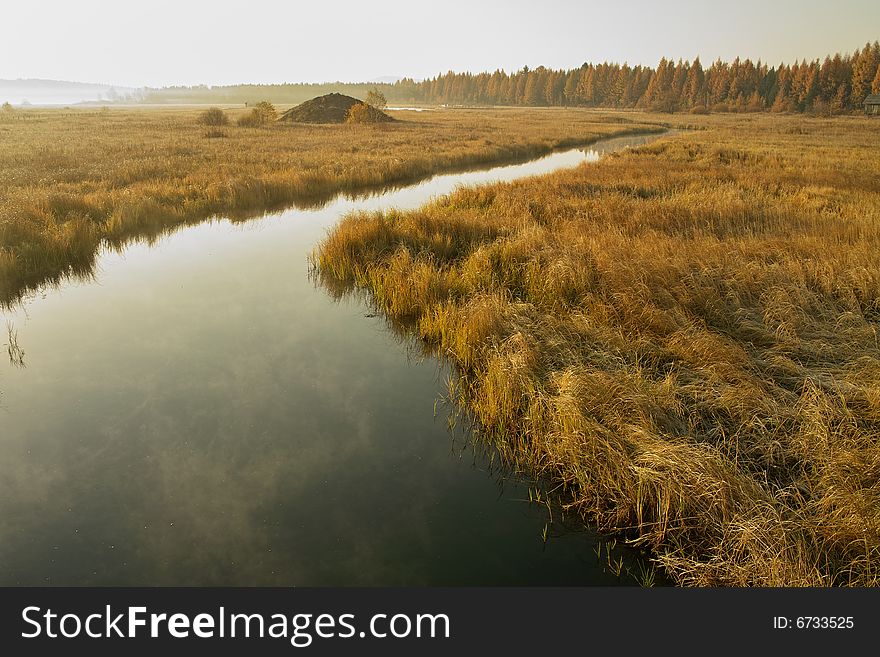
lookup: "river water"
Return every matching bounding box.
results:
[0,133,662,585]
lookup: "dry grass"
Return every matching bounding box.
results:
[314,113,880,586]
[0,105,659,306]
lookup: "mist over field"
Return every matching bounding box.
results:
[0,79,138,105]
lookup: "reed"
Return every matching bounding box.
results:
[4,321,25,368]
[0,105,660,306]
[315,112,880,586]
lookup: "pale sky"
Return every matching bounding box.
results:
[1,0,877,87]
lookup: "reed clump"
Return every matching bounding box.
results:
[0,106,660,306]
[315,113,880,586]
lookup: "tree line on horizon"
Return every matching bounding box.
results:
[402,41,880,113]
[139,42,880,114]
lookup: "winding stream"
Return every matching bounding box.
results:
[0,132,664,585]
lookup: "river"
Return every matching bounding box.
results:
[0,132,664,585]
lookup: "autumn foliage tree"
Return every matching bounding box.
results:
[364,88,387,110]
[399,41,880,114]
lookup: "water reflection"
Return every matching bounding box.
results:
[5,322,25,368]
[2,130,664,311]
[0,131,666,586]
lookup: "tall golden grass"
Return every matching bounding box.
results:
[315,113,880,586]
[0,105,659,306]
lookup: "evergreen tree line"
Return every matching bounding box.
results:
[393,41,880,113]
[136,42,880,113]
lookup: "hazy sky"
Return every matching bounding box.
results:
[2,0,877,87]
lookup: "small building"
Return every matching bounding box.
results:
[865,94,880,116]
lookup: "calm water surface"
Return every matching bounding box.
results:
[1,133,662,585]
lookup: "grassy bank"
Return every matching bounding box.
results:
[314,113,880,586]
[0,105,659,306]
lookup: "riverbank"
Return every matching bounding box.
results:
[0,132,670,586]
[0,106,662,306]
[314,113,880,586]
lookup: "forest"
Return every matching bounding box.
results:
[137,42,880,114]
[407,41,880,112]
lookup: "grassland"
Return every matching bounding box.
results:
[315,113,880,586]
[0,105,660,306]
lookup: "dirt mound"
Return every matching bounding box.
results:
[278,93,394,124]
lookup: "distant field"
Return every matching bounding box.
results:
[0,105,661,305]
[316,113,880,586]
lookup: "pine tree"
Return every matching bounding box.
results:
[643,57,676,110]
[831,84,849,113]
[403,42,873,113]
[563,70,580,105]
[513,70,528,105]
[632,66,652,105]
[708,59,730,106]
[771,66,794,112]
[759,67,778,107]
[852,42,880,106]
[522,67,547,106]
[684,57,706,108]
[798,61,820,110]
[577,65,595,106]
[614,64,632,107]
[671,59,688,105]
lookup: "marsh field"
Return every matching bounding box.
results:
[1,106,879,587]
[0,106,661,305]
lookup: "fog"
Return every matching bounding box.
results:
[0,80,138,106]
[1,0,877,89]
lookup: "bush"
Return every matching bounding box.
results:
[346,102,387,124]
[198,107,229,126]
[365,88,387,110]
[346,103,370,124]
[236,101,277,128]
[236,112,260,127]
[236,113,250,127]
[252,101,277,123]
[1,102,13,113]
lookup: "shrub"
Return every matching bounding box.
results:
[346,102,387,124]
[252,101,277,123]
[346,103,371,124]
[237,112,259,127]
[1,102,13,113]
[236,101,276,127]
[198,107,229,126]
[365,88,387,110]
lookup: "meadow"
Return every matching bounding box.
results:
[315,113,880,586]
[0,105,659,306]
